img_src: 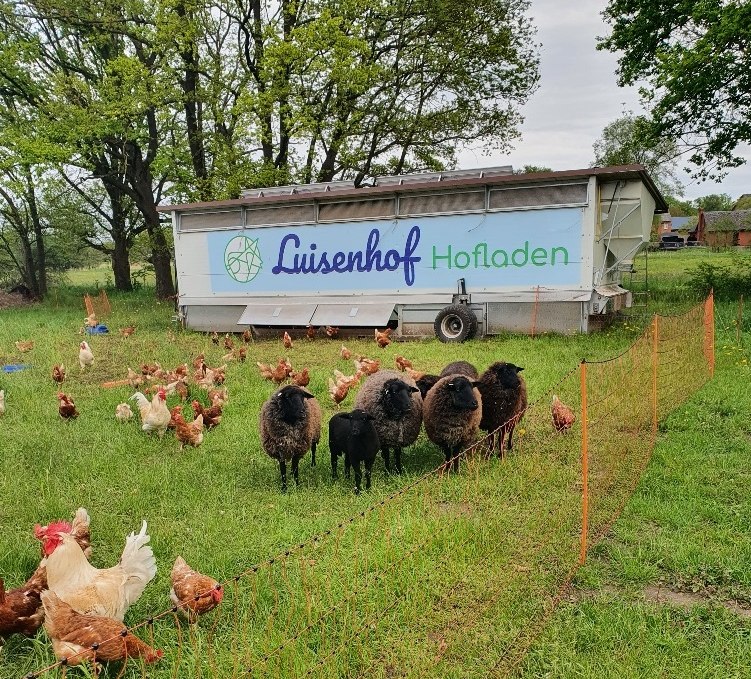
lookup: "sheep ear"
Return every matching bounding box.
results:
[472,381,482,388]
[302,391,315,399]
[408,386,419,393]
[516,366,524,372]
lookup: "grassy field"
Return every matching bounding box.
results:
[0,252,749,678]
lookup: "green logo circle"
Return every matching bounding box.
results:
[224,236,263,283]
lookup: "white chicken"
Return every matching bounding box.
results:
[130,389,171,437]
[115,403,134,422]
[0,389,5,416]
[39,521,156,621]
[78,341,94,371]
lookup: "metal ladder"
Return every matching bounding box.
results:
[626,246,649,318]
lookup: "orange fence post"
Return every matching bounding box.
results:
[579,359,588,565]
[652,315,659,435]
[704,291,715,377]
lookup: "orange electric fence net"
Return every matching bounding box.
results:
[20,296,714,679]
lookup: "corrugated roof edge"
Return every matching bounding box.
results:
[158,164,668,215]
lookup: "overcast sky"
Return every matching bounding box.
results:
[458,0,751,203]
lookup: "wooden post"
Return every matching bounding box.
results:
[652,314,659,435]
[579,359,589,565]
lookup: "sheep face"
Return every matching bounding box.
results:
[416,374,440,400]
[490,362,524,389]
[275,385,314,425]
[445,377,480,411]
[379,379,420,421]
[341,408,376,436]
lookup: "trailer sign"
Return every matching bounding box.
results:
[205,206,584,294]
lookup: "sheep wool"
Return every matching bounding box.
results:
[477,362,527,455]
[260,387,321,462]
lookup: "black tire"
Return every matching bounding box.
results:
[434,304,474,343]
[467,309,478,339]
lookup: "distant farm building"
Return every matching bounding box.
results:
[695,209,751,248]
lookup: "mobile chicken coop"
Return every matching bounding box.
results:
[161,165,667,340]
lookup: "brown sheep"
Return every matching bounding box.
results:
[476,362,527,458]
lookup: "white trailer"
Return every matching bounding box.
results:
[161,165,666,340]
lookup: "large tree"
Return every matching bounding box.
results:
[592,112,683,196]
[599,0,751,181]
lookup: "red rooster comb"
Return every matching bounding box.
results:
[34,520,72,540]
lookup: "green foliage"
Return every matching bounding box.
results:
[599,0,751,181]
[514,165,553,174]
[592,112,683,196]
[695,193,734,212]
[734,195,751,210]
[687,255,751,299]
[666,195,697,217]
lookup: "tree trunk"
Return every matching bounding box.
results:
[111,237,133,291]
[24,168,47,296]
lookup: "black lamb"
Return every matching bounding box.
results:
[329,409,380,493]
[439,361,479,379]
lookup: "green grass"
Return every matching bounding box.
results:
[1,251,749,678]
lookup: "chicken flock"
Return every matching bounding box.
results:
[1,508,221,668]
[1,322,577,672]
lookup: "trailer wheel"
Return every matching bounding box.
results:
[434,305,475,343]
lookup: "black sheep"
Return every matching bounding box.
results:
[476,362,527,458]
[329,409,380,493]
[415,374,440,401]
[439,361,479,379]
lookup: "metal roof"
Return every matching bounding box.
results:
[159,164,669,214]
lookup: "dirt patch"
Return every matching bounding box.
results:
[643,585,751,618]
[435,500,474,516]
[0,291,34,310]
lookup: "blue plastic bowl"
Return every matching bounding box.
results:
[85,324,109,335]
[2,364,30,373]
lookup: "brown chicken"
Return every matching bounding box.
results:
[328,378,350,407]
[256,361,274,381]
[52,364,66,384]
[207,387,228,405]
[174,413,204,450]
[375,327,392,348]
[174,363,189,378]
[333,369,361,390]
[340,344,352,360]
[354,356,380,375]
[210,330,219,345]
[0,562,47,641]
[192,400,222,429]
[119,325,136,337]
[291,367,310,387]
[283,331,293,349]
[223,333,234,351]
[395,356,413,372]
[306,325,316,340]
[140,362,161,376]
[325,326,339,339]
[84,313,98,328]
[237,346,247,363]
[41,591,163,666]
[167,405,183,430]
[552,395,576,432]
[170,557,223,623]
[192,353,206,370]
[405,367,426,381]
[242,328,253,343]
[58,392,79,419]
[15,339,34,353]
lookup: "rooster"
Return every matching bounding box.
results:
[174,413,204,450]
[35,508,93,561]
[395,356,412,372]
[192,400,222,429]
[15,339,34,353]
[552,395,576,432]
[39,521,156,620]
[52,364,66,384]
[375,327,392,348]
[306,325,316,340]
[131,389,171,437]
[78,341,94,371]
[291,367,310,388]
[0,562,47,641]
[283,331,293,349]
[119,325,136,337]
[41,591,163,666]
[170,557,223,623]
[58,393,79,419]
[242,329,252,343]
[115,403,134,422]
[340,345,352,360]
[325,326,339,339]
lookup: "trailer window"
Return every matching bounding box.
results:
[318,198,396,221]
[398,191,485,216]
[179,209,242,231]
[489,183,588,210]
[245,203,315,226]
